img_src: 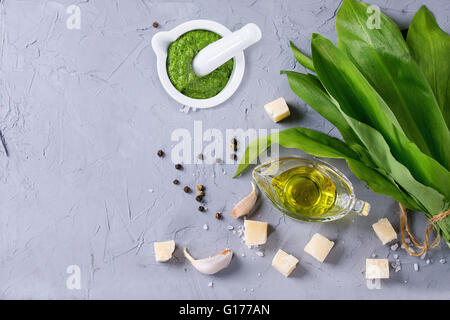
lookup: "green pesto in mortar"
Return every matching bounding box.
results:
[166,30,234,99]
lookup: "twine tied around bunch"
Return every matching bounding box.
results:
[399,203,450,256]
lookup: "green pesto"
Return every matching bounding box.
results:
[166,30,234,99]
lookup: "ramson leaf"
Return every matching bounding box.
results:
[234,133,273,178]
[407,6,450,127]
[276,127,357,159]
[289,41,315,72]
[345,159,423,212]
[234,127,357,178]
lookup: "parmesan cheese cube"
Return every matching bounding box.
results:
[372,218,397,245]
[264,97,290,122]
[154,240,175,262]
[244,220,268,246]
[365,259,389,279]
[304,233,334,263]
[271,249,299,277]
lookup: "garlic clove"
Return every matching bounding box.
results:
[231,182,258,218]
[184,248,233,275]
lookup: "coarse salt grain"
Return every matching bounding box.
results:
[203,224,208,230]
[390,243,398,251]
[255,251,264,257]
[413,263,419,272]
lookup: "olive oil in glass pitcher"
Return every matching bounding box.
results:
[252,157,370,222]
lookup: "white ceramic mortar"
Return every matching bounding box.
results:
[152,20,247,109]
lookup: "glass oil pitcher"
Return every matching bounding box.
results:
[253,157,370,222]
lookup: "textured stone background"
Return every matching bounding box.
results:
[0,0,449,299]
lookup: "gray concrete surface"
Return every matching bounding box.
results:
[0,0,449,300]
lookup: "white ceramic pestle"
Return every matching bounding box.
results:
[192,23,262,77]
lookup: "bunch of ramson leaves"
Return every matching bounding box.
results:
[235,0,450,245]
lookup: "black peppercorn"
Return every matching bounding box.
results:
[230,153,237,161]
[175,163,183,170]
[152,21,159,28]
[184,186,191,193]
[215,213,222,220]
[198,206,205,212]
[157,150,164,157]
[173,179,180,185]
[195,195,203,202]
